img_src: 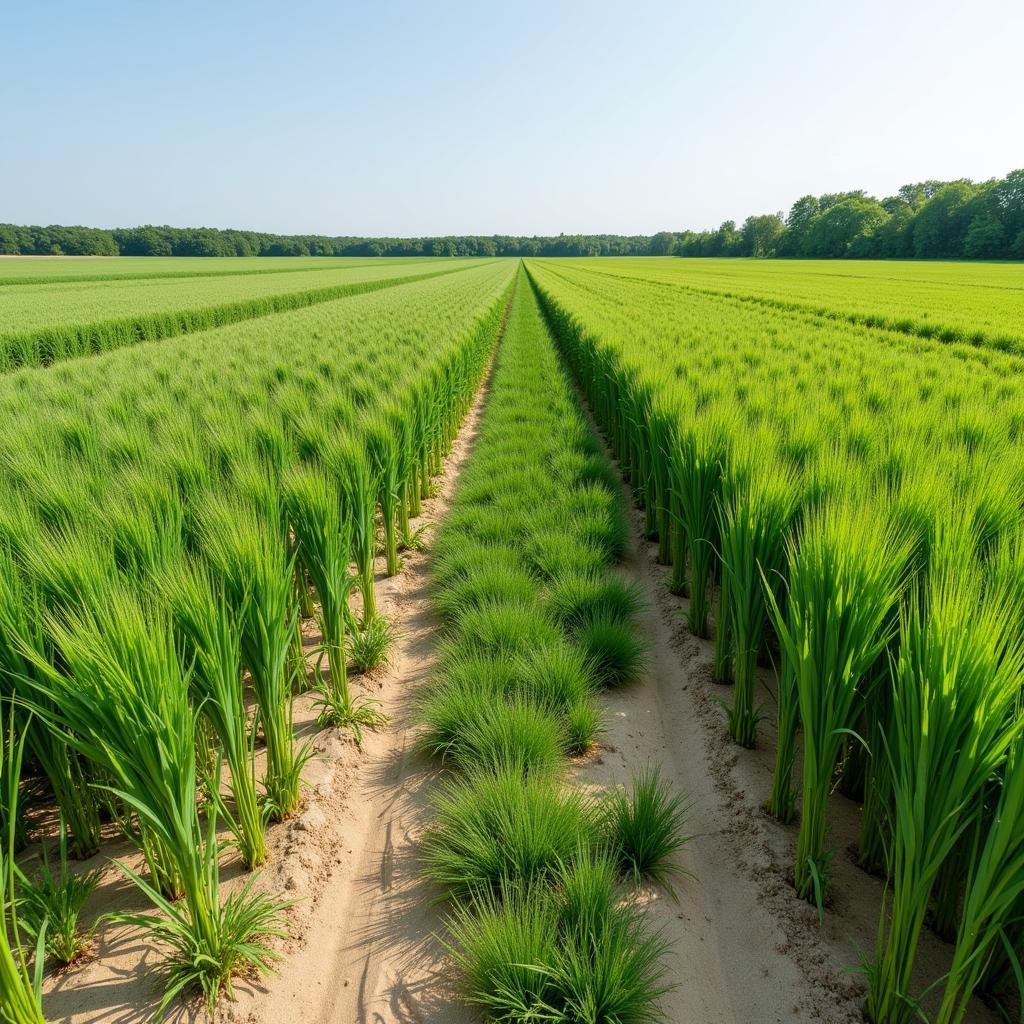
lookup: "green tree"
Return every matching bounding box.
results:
[994,168,1024,253]
[963,213,1005,258]
[0,225,18,254]
[740,214,786,257]
[897,180,945,207]
[707,220,740,256]
[649,231,678,255]
[803,197,889,258]
[870,200,916,257]
[912,181,979,257]
[780,195,820,255]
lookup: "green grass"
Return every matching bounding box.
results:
[544,257,1024,353]
[0,715,46,1024]
[421,768,602,902]
[346,614,396,673]
[0,255,429,286]
[16,821,101,965]
[602,767,693,893]
[446,855,671,1023]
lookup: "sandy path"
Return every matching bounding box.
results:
[581,526,853,1023]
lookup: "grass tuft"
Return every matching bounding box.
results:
[421,768,599,904]
[446,699,569,777]
[574,615,648,688]
[602,767,693,892]
[17,822,101,966]
[347,614,396,674]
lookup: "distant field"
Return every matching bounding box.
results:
[566,257,1024,351]
[0,255,426,285]
[0,257,481,368]
[0,259,462,336]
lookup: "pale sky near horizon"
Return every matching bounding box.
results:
[4,0,1023,236]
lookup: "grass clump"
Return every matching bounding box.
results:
[442,601,562,663]
[602,767,693,893]
[421,768,600,903]
[17,822,101,966]
[447,854,671,1024]
[416,656,520,757]
[346,614,396,674]
[445,699,569,777]
[575,615,648,688]
[547,571,642,631]
[435,562,538,622]
[431,540,523,591]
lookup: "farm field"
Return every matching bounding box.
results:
[568,256,1024,351]
[1,254,1022,1024]
[527,256,1024,1024]
[0,255,428,285]
[0,256,477,368]
[0,259,461,334]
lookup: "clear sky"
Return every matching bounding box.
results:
[4,0,1023,236]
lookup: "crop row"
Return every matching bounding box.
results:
[417,268,686,1021]
[562,257,1024,354]
[0,260,516,1018]
[0,260,480,371]
[528,259,1024,1024]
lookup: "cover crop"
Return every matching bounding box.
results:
[564,257,1024,353]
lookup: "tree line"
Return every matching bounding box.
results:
[670,168,1024,260]
[0,225,654,259]
[1,168,1021,260]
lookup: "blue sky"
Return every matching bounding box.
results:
[4,0,1023,235]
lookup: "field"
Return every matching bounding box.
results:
[0,259,455,335]
[0,257,475,368]
[1,254,1022,1024]
[0,256,426,284]
[571,256,1024,351]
